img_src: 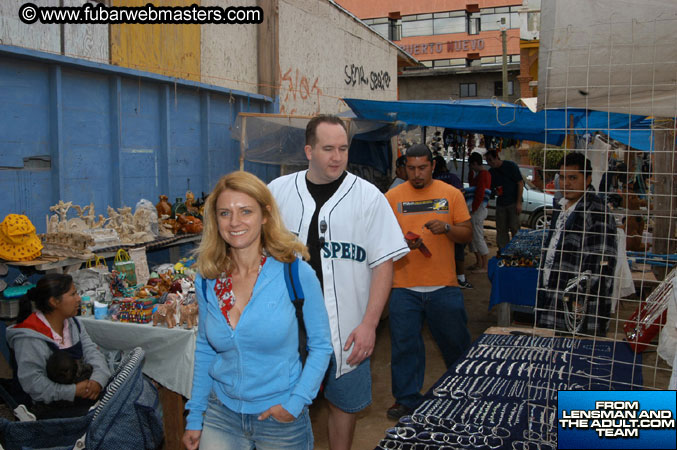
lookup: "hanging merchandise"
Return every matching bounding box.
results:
[114,249,137,286]
[129,247,150,286]
[0,214,43,262]
[72,256,110,296]
[624,266,676,353]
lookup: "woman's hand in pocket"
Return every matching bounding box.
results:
[182,430,201,450]
[258,404,295,423]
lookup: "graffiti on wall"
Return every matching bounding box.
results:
[344,64,391,91]
[279,67,323,115]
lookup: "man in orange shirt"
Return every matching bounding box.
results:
[384,144,473,420]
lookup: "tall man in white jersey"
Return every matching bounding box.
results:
[269,115,408,450]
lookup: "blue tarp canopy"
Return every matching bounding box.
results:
[342,98,652,150]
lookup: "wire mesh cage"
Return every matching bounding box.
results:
[525,0,677,447]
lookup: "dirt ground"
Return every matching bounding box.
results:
[1,226,672,449]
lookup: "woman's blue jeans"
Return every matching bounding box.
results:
[199,393,313,450]
[389,286,471,409]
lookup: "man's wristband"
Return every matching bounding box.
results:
[445,223,451,233]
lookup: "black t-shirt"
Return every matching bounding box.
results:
[489,160,523,207]
[305,171,347,287]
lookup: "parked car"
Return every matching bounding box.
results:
[446,156,553,229]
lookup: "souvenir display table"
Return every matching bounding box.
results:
[1,234,201,273]
[488,257,539,310]
[375,327,642,450]
[79,317,196,397]
[488,257,539,326]
[80,317,197,450]
[489,230,544,326]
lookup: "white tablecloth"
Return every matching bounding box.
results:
[80,316,196,398]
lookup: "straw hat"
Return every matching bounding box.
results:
[0,214,43,261]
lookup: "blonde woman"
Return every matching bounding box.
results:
[182,171,332,450]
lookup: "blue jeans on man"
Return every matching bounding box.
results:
[389,286,471,410]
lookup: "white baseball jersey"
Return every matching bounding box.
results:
[270,170,409,377]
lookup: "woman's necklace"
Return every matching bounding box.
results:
[214,253,266,327]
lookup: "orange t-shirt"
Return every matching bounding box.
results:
[385,180,471,288]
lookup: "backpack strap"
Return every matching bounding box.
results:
[284,259,308,365]
[201,277,209,303]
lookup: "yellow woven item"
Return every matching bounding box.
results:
[0,214,43,261]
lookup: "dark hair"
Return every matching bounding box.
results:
[432,155,448,175]
[405,143,433,162]
[558,152,592,179]
[468,152,484,166]
[485,150,499,160]
[305,115,347,147]
[27,273,74,314]
[396,155,407,168]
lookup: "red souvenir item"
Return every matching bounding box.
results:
[624,267,675,353]
[404,231,432,258]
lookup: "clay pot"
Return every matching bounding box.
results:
[156,195,171,217]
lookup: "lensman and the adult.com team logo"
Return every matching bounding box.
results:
[558,390,676,449]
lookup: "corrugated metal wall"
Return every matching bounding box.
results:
[0,46,276,233]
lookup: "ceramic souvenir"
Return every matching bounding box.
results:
[156,195,171,218]
[152,299,177,328]
[179,303,198,329]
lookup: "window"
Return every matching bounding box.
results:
[467,12,480,34]
[370,22,389,39]
[479,7,521,30]
[481,12,511,31]
[433,16,467,34]
[434,58,466,68]
[365,17,401,41]
[460,83,477,97]
[433,11,466,35]
[389,18,402,41]
[494,80,514,96]
[401,14,433,37]
[482,55,520,66]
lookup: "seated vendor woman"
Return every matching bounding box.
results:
[6,274,111,419]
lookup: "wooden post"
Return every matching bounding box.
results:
[239,115,247,171]
[257,0,279,99]
[651,119,677,281]
[158,386,186,450]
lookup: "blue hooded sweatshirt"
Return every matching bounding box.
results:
[185,257,332,430]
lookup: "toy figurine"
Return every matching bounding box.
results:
[173,214,203,234]
[179,303,198,329]
[156,195,172,218]
[152,299,177,328]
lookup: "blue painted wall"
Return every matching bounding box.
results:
[0,45,276,233]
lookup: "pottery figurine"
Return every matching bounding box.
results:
[156,195,171,218]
